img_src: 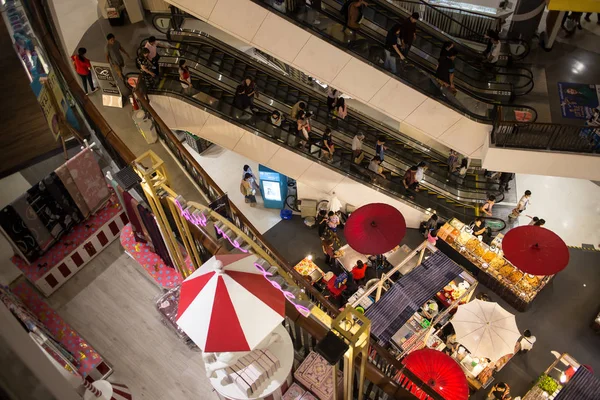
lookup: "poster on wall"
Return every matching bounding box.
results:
[558,82,600,120]
[91,62,123,108]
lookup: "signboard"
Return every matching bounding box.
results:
[91,62,123,108]
[558,82,600,120]
[36,71,67,140]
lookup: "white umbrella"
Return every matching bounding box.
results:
[451,299,521,363]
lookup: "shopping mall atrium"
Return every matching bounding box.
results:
[0,0,599,399]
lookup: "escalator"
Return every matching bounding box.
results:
[156,28,502,201]
[134,35,505,230]
[376,0,531,61]
[213,2,537,124]
[326,0,535,98]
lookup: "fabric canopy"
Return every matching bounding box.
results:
[176,254,285,352]
[344,203,406,255]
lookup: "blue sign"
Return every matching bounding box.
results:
[258,165,288,209]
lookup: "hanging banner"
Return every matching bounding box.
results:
[558,82,600,119]
[91,61,123,108]
[36,71,67,140]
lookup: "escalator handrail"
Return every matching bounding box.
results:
[150,35,506,197]
[332,0,535,99]
[138,62,483,220]
[313,2,538,117]
[250,0,538,123]
[160,22,456,163]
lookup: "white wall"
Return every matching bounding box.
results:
[149,95,426,228]
[482,136,600,181]
[164,0,490,159]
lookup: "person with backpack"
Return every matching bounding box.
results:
[71,47,98,94]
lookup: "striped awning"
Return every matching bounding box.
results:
[366,251,463,345]
[555,368,600,400]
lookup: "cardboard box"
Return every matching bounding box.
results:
[294,352,343,400]
[282,383,306,400]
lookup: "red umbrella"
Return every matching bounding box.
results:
[402,349,469,400]
[502,226,570,275]
[344,203,406,255]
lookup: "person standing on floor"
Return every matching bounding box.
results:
[240,173,257,207]
[400,12,419,57]
[144,36,162,75]
[327,87,341,113]
[498,172,513,192]
[518,330,537,352]
[375,136,387,161]
[481,195,496,217]
[317,209,329,239]
[322,238,336,266]
[351,260,367,284]
[384,23,405,74]
[105,33,130,80]
[352,133,365,162]
[137,48,157,90]
[178,59,191,93]
[71,48,98,95]
[584,12,600,24]
[424,214,438,236]
[509,190,532,220]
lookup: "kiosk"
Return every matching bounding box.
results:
[258,165,287,209]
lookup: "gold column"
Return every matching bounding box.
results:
[132,151,190,277]
[331,308,371,400]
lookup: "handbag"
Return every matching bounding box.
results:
[354,151,364,164]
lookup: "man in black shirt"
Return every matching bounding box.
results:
[400,12,419,57]
[436,48,457,93]
[384,24,405,74]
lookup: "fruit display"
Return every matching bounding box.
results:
[440,219,553,303]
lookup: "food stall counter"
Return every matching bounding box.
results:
[437,218,553,311]
[294,258,325,283]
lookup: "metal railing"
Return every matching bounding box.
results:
[492,109,600,154]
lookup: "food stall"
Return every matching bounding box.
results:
[436,218,553,311]
[336,243,413,274]
[348,242,478,360]
[520,353,592,400]
[293,257,325,283]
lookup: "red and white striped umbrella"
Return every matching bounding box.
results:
[83,380,132,400]
[176,254,286,352]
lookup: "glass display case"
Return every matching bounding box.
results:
[437,218,554,311]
